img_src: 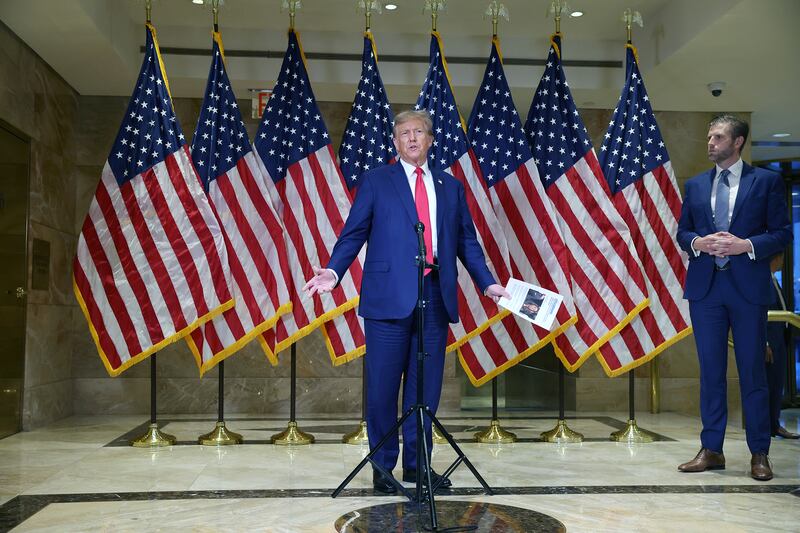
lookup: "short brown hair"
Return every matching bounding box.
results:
[393,110,434,137]
[710,114,749,152]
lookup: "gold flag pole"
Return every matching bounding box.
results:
[473,2,516,446]
[282,0,302,31]
[423,0,447,445]
[536,1,582,444]
[130,1,176,449]
[424,0,446,32]
[270,0,313,447]
[341,1,382,447]
[198,7,244,446]
[609,8,656,444]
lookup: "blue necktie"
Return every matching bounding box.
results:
[714,169,731,267]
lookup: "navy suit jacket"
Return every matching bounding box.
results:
[327,161,496,322]
[676,163,791,305]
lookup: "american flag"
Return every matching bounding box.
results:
[461,38,577,386]
[253,30,365,364]
[415,32,512,354]
[339,31,395,193]
[73,24,233,376]
[186,32,293,374]
[594,44,690,375]
[523,35,648,370]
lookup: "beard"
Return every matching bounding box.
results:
[709,144,735,164]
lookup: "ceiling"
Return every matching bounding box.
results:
[1,0,798,161]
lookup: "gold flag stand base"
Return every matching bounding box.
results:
[474,419,517,444]
[271,421,315,445]
[342,420,369,445]
[131,423,176,447]
[199,421,243,446]
[540,419,584,443]
[432,424,447,444]
[610,419,656,443]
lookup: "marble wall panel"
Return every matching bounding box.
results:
[74,97,127,167]
[0,23,35,136]
[72,378,151,415]
[28,145,77,232]
[73,165,100,234]
[22,379,71,429]
[24,303,72,389]
[0,23,82,428]
[26,222,77,307]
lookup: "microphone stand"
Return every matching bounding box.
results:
[332,222,492,532]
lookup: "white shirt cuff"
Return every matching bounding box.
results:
[327,268,339,285]
[690,236,702,257]
[746,239,755,260]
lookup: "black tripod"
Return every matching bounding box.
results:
[332,222,493,531]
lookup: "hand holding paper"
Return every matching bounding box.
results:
[498,278,563,331]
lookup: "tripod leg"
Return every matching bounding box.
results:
[332,406,417,499]
[418,408,439,530]
[428,409,494,495]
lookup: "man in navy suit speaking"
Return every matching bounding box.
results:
[676,115,791,481]
[304,110,508,493]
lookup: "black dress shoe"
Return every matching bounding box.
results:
[373,470,397,494]
[402,468,452,488]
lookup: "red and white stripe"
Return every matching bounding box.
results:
[445,150,512,351]
[186,151,293,373]
[595,161,690,375]
[73,146,233,375]
[458,158,578,385]
[254,144,366,362]
[549,150,649,370]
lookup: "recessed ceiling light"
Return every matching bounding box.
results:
[773,133,791,138]
[385,3,398,10]
[570,10,584,17]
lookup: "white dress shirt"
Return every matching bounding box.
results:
[691,158,755,259]
[399,158,438,257]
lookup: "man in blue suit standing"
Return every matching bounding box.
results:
[304,110,508,493]
[676,115,791,481]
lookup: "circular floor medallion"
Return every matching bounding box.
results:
[335,500,566,532]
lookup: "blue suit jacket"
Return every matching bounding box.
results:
[676,163,791,304]
[327,161,496,322]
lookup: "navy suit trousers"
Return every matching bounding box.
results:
[364,273,449,473]
[689,269,770,454]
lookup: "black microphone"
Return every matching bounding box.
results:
[415,222,426,257]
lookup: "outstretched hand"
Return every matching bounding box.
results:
[484,283,511,304]
[302,266,336,296]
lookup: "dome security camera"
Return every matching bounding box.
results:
[707,81,726,97]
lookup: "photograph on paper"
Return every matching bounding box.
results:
[497,278,563,331]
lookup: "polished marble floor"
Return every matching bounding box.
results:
[1,410,798,532]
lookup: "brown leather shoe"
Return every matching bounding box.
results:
[678,448,726,472]
[751,453,773,481]
[775,426,800,439]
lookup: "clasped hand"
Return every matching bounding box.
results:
[694,232,751,258]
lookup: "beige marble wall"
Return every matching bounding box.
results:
[0,21,80,429]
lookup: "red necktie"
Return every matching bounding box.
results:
[414,166,433,275]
